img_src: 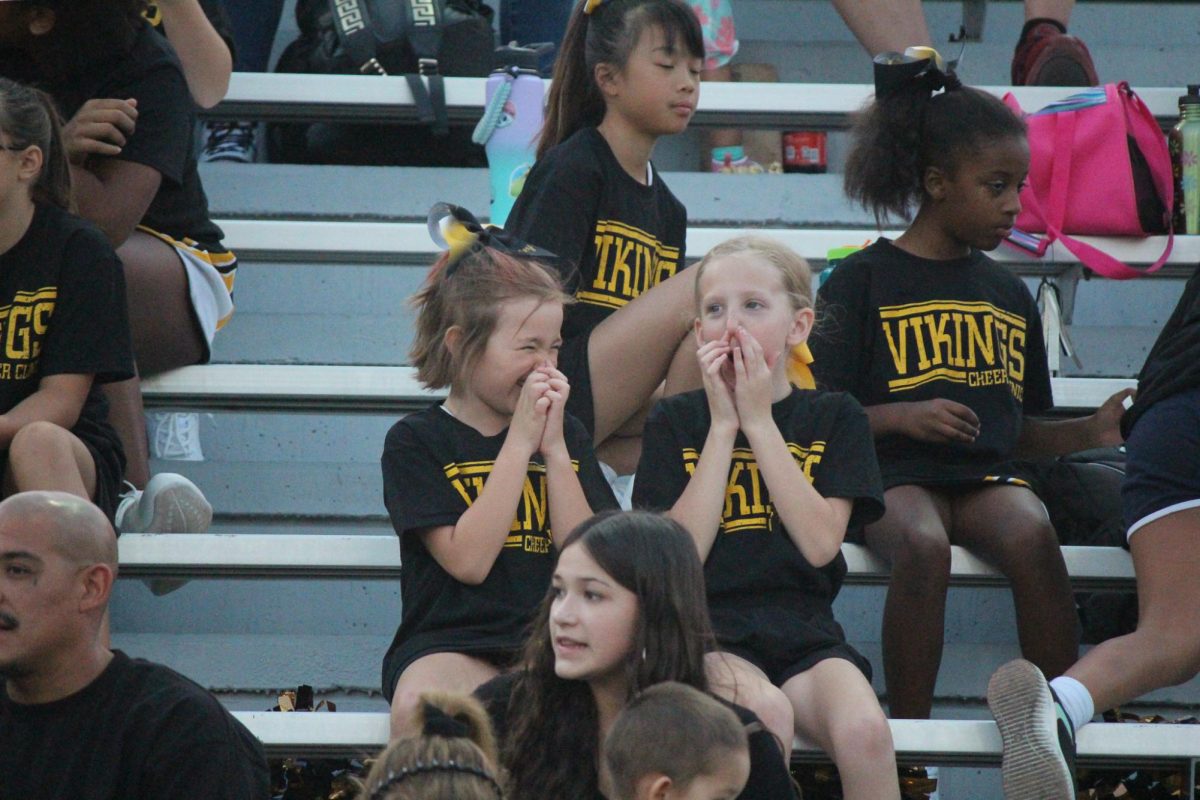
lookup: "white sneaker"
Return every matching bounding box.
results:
[115,473,213,534]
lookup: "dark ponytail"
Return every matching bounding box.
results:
[539,0,703,160]
[844,75,1025,225]
[0,77,72,211]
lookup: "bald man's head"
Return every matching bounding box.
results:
[0,491,116,570]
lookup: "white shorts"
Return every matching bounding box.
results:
[139,226,236,356]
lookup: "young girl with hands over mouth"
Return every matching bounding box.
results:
[382,206,617,738]
[634,237,899,800]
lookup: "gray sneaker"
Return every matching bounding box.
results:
[987,659,1078,800]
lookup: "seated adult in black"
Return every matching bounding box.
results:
[0,491,269,800]
[476,511,798,799]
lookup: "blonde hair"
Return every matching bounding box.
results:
[409,247,572,392]
[359,692,503,800]
[604,682,748,800]
[693,235,814,314]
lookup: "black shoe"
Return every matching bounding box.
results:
[987,659,1077,799]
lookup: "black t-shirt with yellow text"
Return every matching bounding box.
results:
[810,240,1053,488]
[504,127,688,341]
[0,204,133,466]
[633,388,884,623]
[381,404,617,680]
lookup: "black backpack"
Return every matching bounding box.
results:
[278,0,495,136]
[1024,447,1138,644]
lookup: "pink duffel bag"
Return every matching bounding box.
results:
[1003,82,1174,280]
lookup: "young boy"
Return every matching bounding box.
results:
[604,682,752,800]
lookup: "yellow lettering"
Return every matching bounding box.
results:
[723,462,750,518]
[965,314,993,368]
[592,234,613,288]
[6,305,30,359]
[882,319,909,374]
[608,240,634,296]
[1008,327,1026,382]
[927,313,953,368]
[910,315,932,371]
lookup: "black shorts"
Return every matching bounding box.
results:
[711,605,872,686]
[1122,386,1200,541]
[381,640,523,701]
[558,333,596,437]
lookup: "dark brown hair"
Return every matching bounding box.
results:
[0,77,70,211]
[604,681,748,800]
[409,247,572,392]
[844,80,1026,225]
[501,511,716,800]
[539,0,704,159]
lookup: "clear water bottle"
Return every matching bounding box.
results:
[1169,84,1200,234]
[474,45,551,227]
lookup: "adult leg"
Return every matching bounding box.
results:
[783,659,899,800]
[705,651,795,762]
[830,0,931,57]
[952,486,1079,681]
[2,422,96,500]
[1065,509,1200,712]
[105,231,206,489]
[863,485,953,719]
[389,653,502,739]
[587,267,700,445]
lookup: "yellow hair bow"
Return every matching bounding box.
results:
[787,343,816,390]
[583,0,606,14]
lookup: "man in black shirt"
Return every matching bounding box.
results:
[0,491,269,800]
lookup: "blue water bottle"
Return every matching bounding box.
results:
[473,45,551,227]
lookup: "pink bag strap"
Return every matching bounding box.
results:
[1021,181,1174,280]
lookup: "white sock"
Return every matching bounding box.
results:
[1049,675,1095,732]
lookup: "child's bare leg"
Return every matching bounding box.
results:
[1066,508,1200,711]
[952,486,1078,680]
[588,267,698,444]
[3,422,96,499]
[863,485,952,719]
[705,651,795,762]
[105,231,207,488]
[783,658,899,800]
[389,653,502,739]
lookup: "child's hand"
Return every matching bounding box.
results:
[731,327,774,431]
[538,367,571,456]
[508,369,552,457]
[903,399,981,443]
[1089,388,1135,447]
[62,98,138,165]
[697,332,738,432]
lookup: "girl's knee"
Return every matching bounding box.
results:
[830,706,894,762]
[389,684,425,736]
[8,420,72,461]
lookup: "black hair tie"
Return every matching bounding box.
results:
[421,702,472,738]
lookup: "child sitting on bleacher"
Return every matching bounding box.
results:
[503,0,706,482]
[807,49,1131,724]
[633,236,898,800]
[604,681,750,800]
[381,205,617,739]
[0,78,132,520]
[476,510,797,799]
[0,0,234,535]
[360,691,504,800]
